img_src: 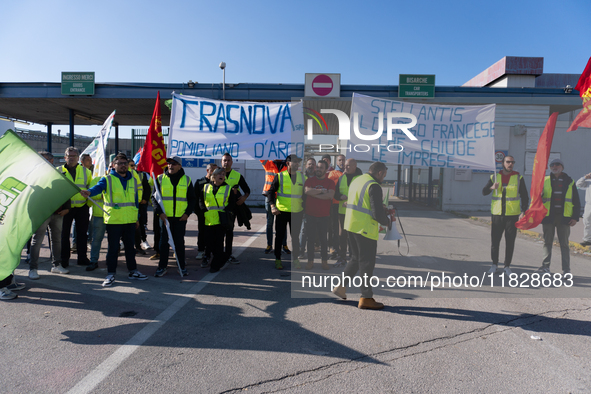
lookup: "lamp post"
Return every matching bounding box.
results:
[219,61,226,100]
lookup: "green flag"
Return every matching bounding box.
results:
[0,131,79,281]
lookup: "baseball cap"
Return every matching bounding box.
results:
[166,156,182,165]
[549,158,564,167]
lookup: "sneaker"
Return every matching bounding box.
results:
[129,270,148,280]
[275,259,283,270]
[0,287,17,300]
[562,270,572,277]
[329,251,339,260]
[333,259,346,268]
[29,269,39,280]
[503,266,513,276]
[7,279,25,291]
[196,251,205,259]
[580,241,591,247]
[102,275,115,287]
[332,285,347,300]
[293,258,301,269]
[298,253,306,260]
[200,257,210,268]
[228,255,240,265]
[140,241,151,250]
[487,264,498,274]
[264,245,273,254]
[71,243,77,252]
[51,266,69,274]
[135,248,146,255]
[149,253,160,260]
[536,266,551,274]
[180,269,188,277]
[86,262,99,271]
[282,245,291,255]
[154,268,167,277]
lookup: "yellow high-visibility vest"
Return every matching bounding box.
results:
[344,173,379,241]
[61,165,92,208]
[542,176,574,217]
[337,174,361,215]
[203,184,230,226]
[158,174,191,217]
[490,173,522,216]
[275,170,303,213]
[103,174,138,225]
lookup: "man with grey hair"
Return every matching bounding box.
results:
[59,146,93,271]
[28,152,71,279]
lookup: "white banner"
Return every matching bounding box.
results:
[168,94,304,160]
[81,110,115,177]
[347,94,496,170]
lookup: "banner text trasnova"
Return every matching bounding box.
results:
[342,94,496,170]
[168,94,305,160]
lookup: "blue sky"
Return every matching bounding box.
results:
[2,0,589,136]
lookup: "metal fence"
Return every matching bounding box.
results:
[131,128,169,153]
[397,182,440,207]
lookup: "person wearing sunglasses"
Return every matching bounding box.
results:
[482,155,529,276]
[538,158,580,275]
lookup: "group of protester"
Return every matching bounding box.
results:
[482,155,588,278]
[2,149,589,310]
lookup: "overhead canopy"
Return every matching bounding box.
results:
[0,82,582,129]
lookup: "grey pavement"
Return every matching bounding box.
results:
[1,204,590,393]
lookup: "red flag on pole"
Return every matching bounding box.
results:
[137,92,167,176]
[566,57,591,132]
[515,112,559,230]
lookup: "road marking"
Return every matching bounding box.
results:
[67,224,266,394]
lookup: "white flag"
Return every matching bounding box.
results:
[81,110,116,178]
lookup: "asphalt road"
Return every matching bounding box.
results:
[2,204,590,393]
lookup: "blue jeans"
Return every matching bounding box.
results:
[266,199,287,247]
[90,216,106,263]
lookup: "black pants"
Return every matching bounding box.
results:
[106,223,137,274]
[158,217,187,270]
[61,205,90,266]
[135,203,148,248]
[208,224,228,272]
[306,215,329,262]
[274,211,303,260]
[152,210,161,254]
[224,216,236,256]
[491,215,519,267]
[329,203,340,251]
[338,213,349,259]
[343,232,378,299]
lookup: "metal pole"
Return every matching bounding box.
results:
[69,109,74,147]
[114,122,119,154]
[47,123,53,153]
[222,68,225,100]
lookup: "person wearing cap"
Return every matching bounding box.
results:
[81,153,148,287]
[575,171,591,247]
[267,154,304,270]
[152,156,196,277]
[537,158,580,275]
[482,155,529,276]
[331,162,394,310]
[221,152,251,264]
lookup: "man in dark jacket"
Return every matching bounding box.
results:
[538,158,580,275]
[152,156,196,277]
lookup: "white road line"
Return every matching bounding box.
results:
[67,224,266,394]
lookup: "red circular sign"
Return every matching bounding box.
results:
[312,74,333,96]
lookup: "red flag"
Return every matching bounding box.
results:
[566,57,591,132]
[137,92,167,176]
[516,112,558,230]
